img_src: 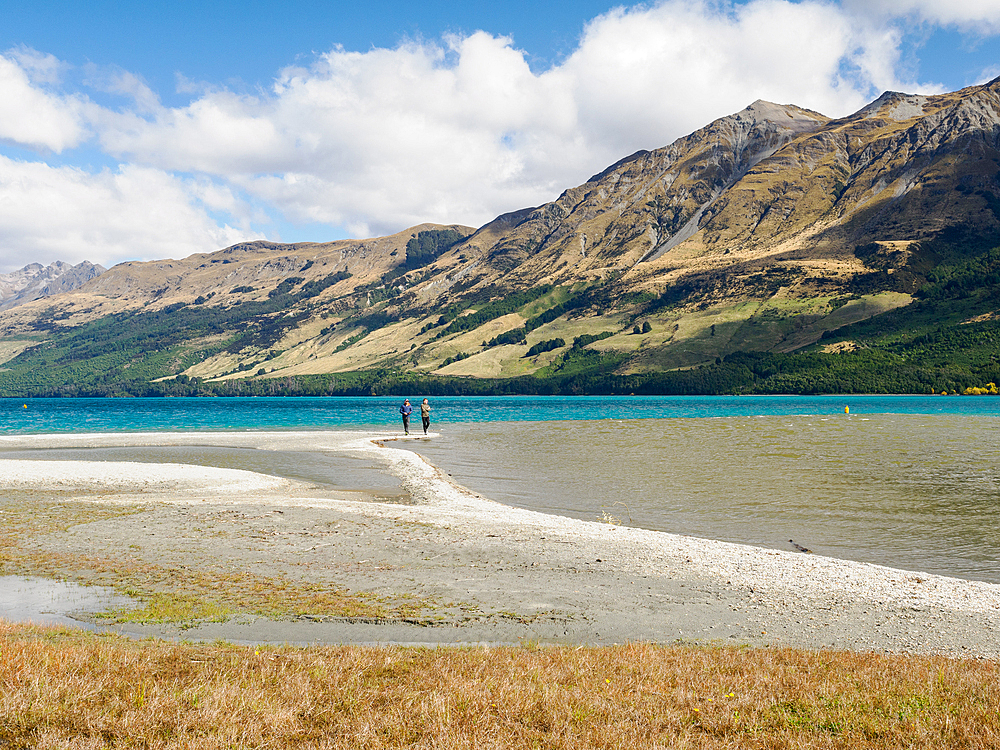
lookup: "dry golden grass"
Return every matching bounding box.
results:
[2,621,998,749]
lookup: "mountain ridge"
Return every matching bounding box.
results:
[0,261,106,312]
[3,79,1000,396]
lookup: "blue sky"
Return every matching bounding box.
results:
[2,0,1000,272]
[2,1,618,98]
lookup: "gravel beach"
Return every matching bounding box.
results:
[1,430,999,657]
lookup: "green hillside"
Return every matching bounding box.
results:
[4,81,1000,398]
[3,236,1000,397]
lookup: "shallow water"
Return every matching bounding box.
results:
[3,398,1000,585]
[0,445,407,500]
[0,576,134,628]
[415,415,1000,583]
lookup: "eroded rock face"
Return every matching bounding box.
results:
[456,100,832,290]
[452,78,1000,302]
[698,78,1000,259]
[0,261,106,311]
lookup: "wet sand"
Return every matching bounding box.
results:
[1,430,999,657]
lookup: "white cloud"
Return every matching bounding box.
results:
[977,64,1000,83]
[560,0,876,156]
[844,0,1000,32]
[95,32,584,236]
[8,47,66,86]
[0,51,88,152]
[0,157,260,270]
[84,65,161,114]
[96,2,917,238]
[1,0,997,271]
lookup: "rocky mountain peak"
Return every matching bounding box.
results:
[738,99,828,130]
[0,260,106,311]
[857,90,929,121]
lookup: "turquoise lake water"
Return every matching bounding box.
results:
[2,396,999,583]
[1,395,999,433]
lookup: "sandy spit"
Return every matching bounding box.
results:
[1,430,998,656]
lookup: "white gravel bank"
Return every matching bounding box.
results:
[2,430,998,653]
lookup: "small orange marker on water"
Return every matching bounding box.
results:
[22,404,27,409]
[844,405,849,414]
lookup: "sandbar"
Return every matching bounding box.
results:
[1,430,998,656]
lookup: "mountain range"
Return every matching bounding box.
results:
[3,77,1000,397]
[0,261,105,312]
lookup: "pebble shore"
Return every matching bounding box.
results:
[1,430,998,656]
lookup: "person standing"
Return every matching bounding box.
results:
[399,399,413,435]
[420,398,431,435]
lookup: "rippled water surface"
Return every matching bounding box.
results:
[416,415,1000,583]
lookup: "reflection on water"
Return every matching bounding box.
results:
[416,415,1000,583]
[0,576,134,627]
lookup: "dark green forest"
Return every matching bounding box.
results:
[3,313,1000,398]
[3,233,1000,399]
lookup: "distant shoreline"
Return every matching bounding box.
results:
[1,429,999,655]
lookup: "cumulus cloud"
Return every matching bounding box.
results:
[8,47,66,85]
[0,157,260,270]
[560,0,876,156]
[97,1,917,238]
[84,65,162,114]
[93,32,583,237]
[844,0,1000,32]
[0,51,88,152]
[0,0,997,271]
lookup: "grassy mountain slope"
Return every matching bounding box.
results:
[3,80,1000,397]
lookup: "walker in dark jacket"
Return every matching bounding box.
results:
[399,400,413,435]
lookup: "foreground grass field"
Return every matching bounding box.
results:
[1,622,998,749]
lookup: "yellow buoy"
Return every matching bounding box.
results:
[844,406,849,414]
[22,404,27,409]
